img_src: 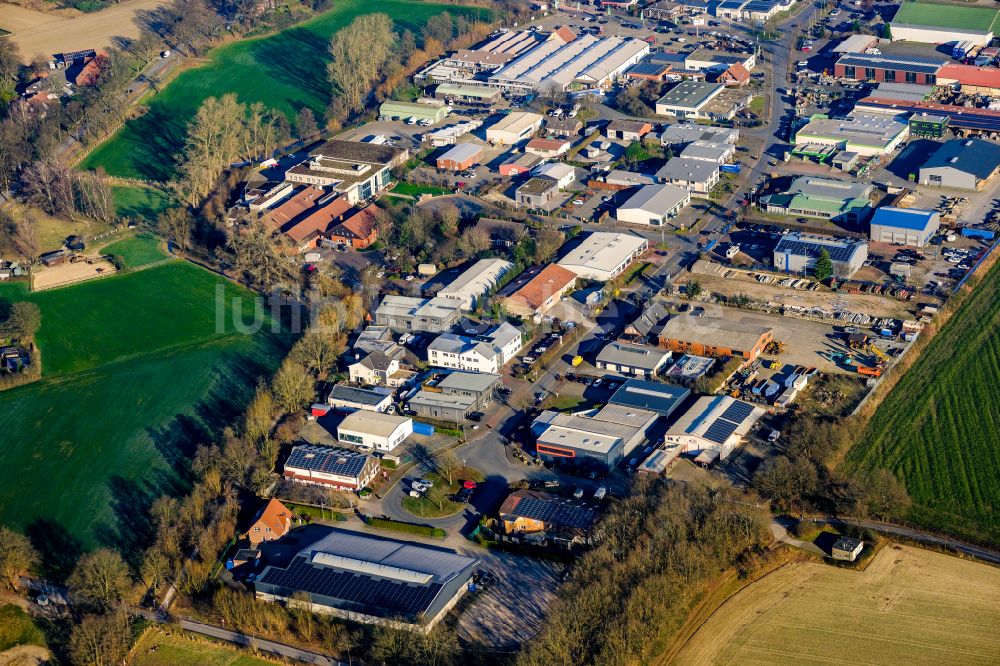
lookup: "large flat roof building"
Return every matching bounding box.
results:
[374,295,463,333]
[533,404,658,468]
[485,111,544,145]
[337,411,413,452]
[889,0,998,47]
[869,207,940,247]
[488,33,650,91]
[773,232,869,278]
[919,138,1000,191]
[608,379,691,418]
[761,176,872,224]
[655,81,726,119]
[793,113,909,157]
[406,371,501,423]
[615,183,691,226]
[255,529,478,631]
[557,231,648,282]
[658,315,773,361]
[437,258,515,310]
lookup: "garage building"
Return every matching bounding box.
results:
[485,111,544,145]
[436,143,482,171]
[869,207,940,247]
[532,404,658,468]
[773,232,868,277]
[664,395,764,463]
[378,100,449,124]
[918,138,1000,191]
[615,183,691,226]
[557,231,648,281]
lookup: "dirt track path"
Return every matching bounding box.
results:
[2,0,165,62]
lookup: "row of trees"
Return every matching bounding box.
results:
[519,480,769,666]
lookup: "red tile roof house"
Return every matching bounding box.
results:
[328,206,379,249]
[718,62,751,87]
[524,137,571,158]
[264,185,327,233]
[245,498,292,546]
[283,196,353,252]
[74,52,109,87]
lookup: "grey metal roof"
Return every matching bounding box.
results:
[439,142,482,163]
[922,138,1000,180]
[656,156,719,184]
[609,379,691,416]
[596,341,671,370]
[657,81,725,110]
[437,370,501,393]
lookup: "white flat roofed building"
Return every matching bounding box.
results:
[660,123,739,147]
[557,231,648,281]
[680,140,736,164]
[793,113,909,157]
[437,258,515,310]
[337,411,414,452]
[616,183,691,226]
[655,81,725,118]
[485,112,545,145]
[534,162,577,189]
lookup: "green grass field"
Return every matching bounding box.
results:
[0,605,46,652]
[892,0,1000,32]
[845,262,1000,544]
[80,0,490,181]
[99,232,169,268]
[132,628,277,666]
[0,262,288,558]
[111,186,173,222]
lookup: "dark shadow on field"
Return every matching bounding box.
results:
[25,518,84,583]
[94,473,183,569]
[814,530,840,556]
[249,27,331,113]
[84,100,188,182]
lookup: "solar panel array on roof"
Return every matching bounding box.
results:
[511,496,598,530]
[721,400,754,423]
[629,62,670,76]
[285,445,369,477]
[704,419,739,444]
[257,556,442,617]
[837,53,944,75]
[718,0,747,8]
[774,237,859,263]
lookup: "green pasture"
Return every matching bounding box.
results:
[79,0,490,181]
[99,232,169,268]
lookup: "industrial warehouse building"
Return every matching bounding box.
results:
[657,315,773,362]
[255,529,479,631]
[374,295,462,333]
[833,52,945,85]
[595,341,673,379]
[615,183,691,226]
[378,99,449,124]
[869,207,940,247]
[664,395,764,464]
[337,411,413,452]
[557,232,648,281]
[793,113,909,157]
[434,83,502,106]
[773,232,869,278]
[889,0,998,47]
[437,258,514,310]
[436,143,483,171]
[485,111,544,145]
[532,404,658,468]
[608,379,691,419]
[487,33,650,91]
[761,176,873,224]
[918,138,1000,191]
[656,81,727,119]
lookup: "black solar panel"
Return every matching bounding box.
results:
[286,445,368,477]
[775,237,859,263]
[257,557,442,618]
[704,419,739,445]
[837,53,944,75]
[721,401,754,423]
[513,497,598,530]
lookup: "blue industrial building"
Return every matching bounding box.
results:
[869,207,940,248]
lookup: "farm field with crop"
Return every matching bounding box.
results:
[845,263,1000,544]
[673,545,1000,665]
[0,261,287,556]
[79,0,490,181]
